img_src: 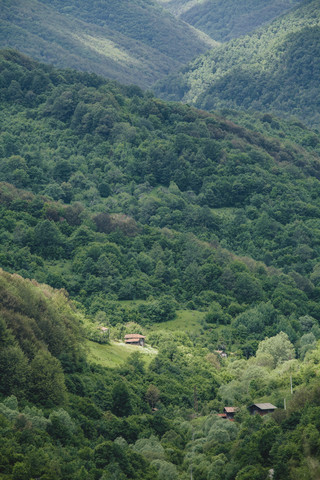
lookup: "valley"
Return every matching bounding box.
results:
[0,0,216,88]
[155,0,320,129]
[1,2,320,479]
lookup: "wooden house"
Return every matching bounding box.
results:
[223,406,238,420]
[249,403,277,416]
[124,334,145,347]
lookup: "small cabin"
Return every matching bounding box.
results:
[249,403,277,416]
[223,406,238,420]
[124,334,145,347]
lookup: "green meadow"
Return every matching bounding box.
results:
[86,339,157,368]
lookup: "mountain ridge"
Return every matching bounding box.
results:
[156,0,301,41]
[154,0,320,128]
[0,0,216,89]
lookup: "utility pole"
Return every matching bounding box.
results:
[290,375,293,394]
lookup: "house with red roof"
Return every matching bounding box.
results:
[124,334,145,347]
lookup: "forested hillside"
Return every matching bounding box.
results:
[155,0,320,129]
[156,0,300,41]
[0,0,216,89]
[1,267,320,480]
[2,51,320,479]
[1,48,320,342]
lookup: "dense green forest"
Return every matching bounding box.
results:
[1,252,320,479]
[156,0,300,41]
[1,51,320,479]
[155,0,320,129]
[2,49,320,329]
[0,0,215,89]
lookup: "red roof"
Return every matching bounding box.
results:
[124,334,145,339]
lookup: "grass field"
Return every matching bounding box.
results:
[86,340,157,368]
[86,309,205,368]
[151,309,206,333]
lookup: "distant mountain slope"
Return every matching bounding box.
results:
[0,0,216,88]
[154,0,320,128]
[157,0,301,41]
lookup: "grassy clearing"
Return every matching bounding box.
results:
[86,340,157,368]
[86,309,205,368]
[151,309,206,333]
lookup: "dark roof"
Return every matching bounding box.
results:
[250,403,277,410]
[124,334,145,339]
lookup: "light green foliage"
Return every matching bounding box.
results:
[133,435,165,460]
[12,462,29,480]
[0,396,50,430]
[151,309,206,335]
[148,329,192,348]
[256,332,295,368]
[203,415,238,443]
[85,340,157,369]
[22,405,50,430]
[299,332,317,359]
[151,459,178,480]
[219,379,251,405]
[48,409,76,441]
[206,454,228,480]
[235,465,269,480]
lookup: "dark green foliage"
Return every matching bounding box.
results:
[0,51,320,480]
[29,351,67,407]
[48,408,76,442]
[155,0,320,129]
[1,51,320,352]
[111,381,132,417]
[0,345,29,397]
